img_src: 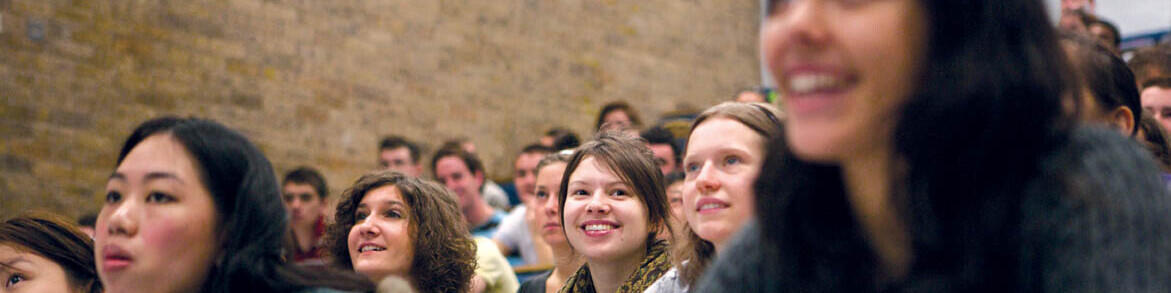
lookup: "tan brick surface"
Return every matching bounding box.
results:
[0,0,760,219]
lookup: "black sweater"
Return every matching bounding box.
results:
[696,127,1171,292]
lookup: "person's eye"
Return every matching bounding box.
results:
[354,211,370,223]
[684,163,700,174]
[725,156,742,166]
[571,189,589,196]
[669,197,682,204]
[105,191,123,203]
[299,193,314,202]
[609,189,629,197]
[384,209,403,219]
[145,192,176,203]
[654,158,666,167]
[6,273,25,288]
[535,190,548,199]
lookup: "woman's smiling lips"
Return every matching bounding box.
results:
[101,244,134,272]
[356,242,387,256]
[579,219,621,237]
[695,197,731,214]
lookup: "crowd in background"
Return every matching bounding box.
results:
[4,0,1171,292]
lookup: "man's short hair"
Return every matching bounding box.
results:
[431,146,486,180]
[1128,45,1171,86]
[520,144,554,157]
[379,136,422,164]
[1089,18,1121,47]
[641,126,681,165]
[1143,77,1171,90]
[282,166,329,199]
[545,127,581,150]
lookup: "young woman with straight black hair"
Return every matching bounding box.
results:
[96,117,373,293]
[697,0,1171,291]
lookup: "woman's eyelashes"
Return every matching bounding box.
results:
[146,191,176,203]
[105,190,123,203]
[3,272,25,288]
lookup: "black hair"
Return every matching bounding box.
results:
[547,128,582,151]
[757,0,1077,290]
[640,126,681,166]
[1062,32,1142,136]
[520,143,554,156]
[595,101,643,131]
[379,135,422,164]
[1089,18,1121,47]
[664,171,685,186]
[281,166,329,199]
[116,117,372,292]
[77,212,97,228]
[1144,77,1171,90]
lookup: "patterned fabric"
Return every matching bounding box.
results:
[559,240,671,293]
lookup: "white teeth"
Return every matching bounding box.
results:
[359,246,386,252]
[699,203,725,210]
[584,224,614,231]
[789,74,842,94]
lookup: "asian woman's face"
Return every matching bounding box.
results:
[562,157,650,262]
[97,134,220,293]
[762,0,928,162]
[0,244,76,293]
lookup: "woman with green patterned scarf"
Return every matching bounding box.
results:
[556,131,674,293]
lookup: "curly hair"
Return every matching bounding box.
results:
[327,171,476,293]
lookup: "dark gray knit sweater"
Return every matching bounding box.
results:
[696,127,1171,292]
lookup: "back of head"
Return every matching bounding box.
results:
[0,213,100,293]
[1061,32,1142,135]
[118,117,371,292]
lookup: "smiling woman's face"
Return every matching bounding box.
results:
[347,185,415,282]
[562,156,649,262]
[762,0,928,162]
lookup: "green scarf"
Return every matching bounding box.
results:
[559,240,672,293]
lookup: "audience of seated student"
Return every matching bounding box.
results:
[1060,32,1142,136]
[734,88,768,103]
[641,126,682,176]
[325,171,476,293]
[595,101,643,136]
[0,214,101,293]
[440,138,512,211]
[281,166,331,267]
[1128,44,1171,88]
[699,0,1171,291]
[377,136,424,178]
[517,151,585,293]
[1142,78,1171,131]
[647,102,783,293]
[540,127,581,151]
[98,117,371,293]
[557,132,673,293]
[494,144,555,266]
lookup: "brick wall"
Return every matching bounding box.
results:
[0,0,760,219]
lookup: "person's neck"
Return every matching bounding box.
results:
[292,219,318,251]
[586,245,646,293]
[465,198,495,229]
[841,146,911,280]
[548,244,584,291]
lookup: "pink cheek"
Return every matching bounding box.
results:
[139,219,195,253]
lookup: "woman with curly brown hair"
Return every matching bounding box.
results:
[327,171,477,293]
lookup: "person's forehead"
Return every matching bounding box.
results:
[437,156,471,173]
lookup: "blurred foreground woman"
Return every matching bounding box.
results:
[0,214,101,293]
[698,0,1171,292]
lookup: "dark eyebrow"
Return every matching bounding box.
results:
[145,172,184,184]
[0,257,30,269]
[108,172,126,181]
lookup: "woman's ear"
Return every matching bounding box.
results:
[1109,106,1135,136]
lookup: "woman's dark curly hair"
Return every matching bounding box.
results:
[327,171,477,293]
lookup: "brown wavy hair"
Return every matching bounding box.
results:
[673,102,783,286]
[0,213,101,293]
[327,171,477,293]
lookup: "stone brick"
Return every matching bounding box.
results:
[0,0,762,217]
